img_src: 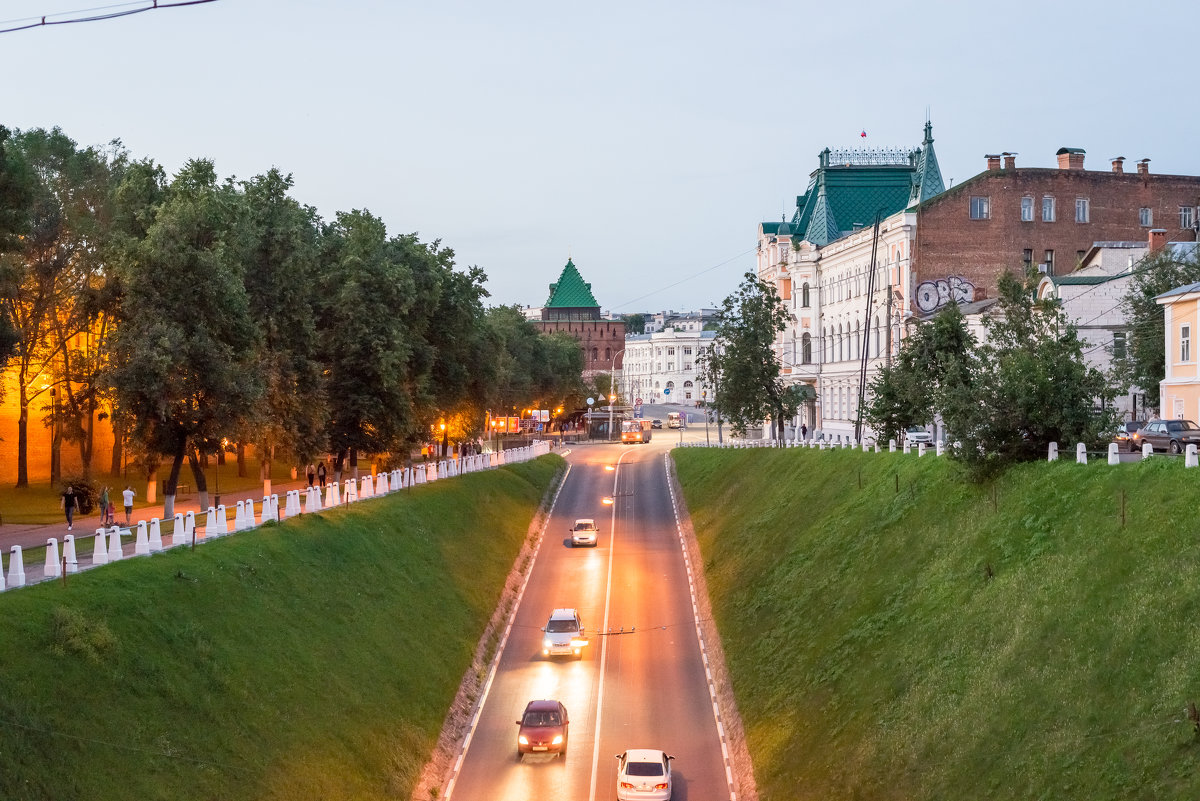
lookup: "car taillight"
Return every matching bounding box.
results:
[619,782,635,790]
[654,783,669,790]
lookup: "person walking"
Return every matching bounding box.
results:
[61,484,79,531]
[316,461,327,489]
[122,485,135,526]
[306,463,316,487]
[99,486,110,524]
[801,423,808,440]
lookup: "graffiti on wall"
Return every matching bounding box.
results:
[914,275,976,313]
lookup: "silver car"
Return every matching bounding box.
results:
[571,518,598,547]
[542,608,587,659]
[616,749,674,801]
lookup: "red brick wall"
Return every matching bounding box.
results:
[913,167,1200,302]
[534,320,626,372]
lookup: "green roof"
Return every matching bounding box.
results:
[544,258,600,308]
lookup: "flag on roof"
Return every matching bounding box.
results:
[860,130,867,138]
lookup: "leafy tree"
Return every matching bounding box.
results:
[942,270,1117,479]
[701,272,802,440]
[108,159,262,516]
[865,301,975,443]
[0,125,30,386]
[1117,247,1200,410]
[621,313,645,334]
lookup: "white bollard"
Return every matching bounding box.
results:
[107,526,124,561]
[285,491,301,518]
[244,498,257,528]
[1108,443,1121,466]
[1048,442,1058,461]
[204,507,217,539]
[360,475,373,499]
[216,504,229,535]
[262,496,272,522]
[1187,444,1198,468]
[903,441,911,455]
[135,521,151,555]
[185,511,196,541]
[92,529,109,566]
[862,441,870,452]
[149,518,163,552]
[270,494,280,521]
[376,472,388,495]
[1142,441,1153,459]
[45,537,62,579]
[1076,443,1087,465]
[234,500,246,531]
[889,438,896,452]
[8,546,25,587]
[171,513,187,547]
[329,481,341,506]
[936,440,945,456]
[344,479,356,502]
[918,442,926,457]
[63,534,78,573]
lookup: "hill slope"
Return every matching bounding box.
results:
[674,447,1200,801]
[0,456,562,801]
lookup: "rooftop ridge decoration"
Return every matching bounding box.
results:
[825,147,915,166]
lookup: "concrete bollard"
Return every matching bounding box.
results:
[376,472,388,495]
[1108,443,1121,466]
[862,441,870,452]
[234,500,246,531]
[1142,441,1153,459]
[1188,444,1198,468]
[245,498,257,527]
[1048,442,1058,461]
[8,546,25,587]
[874,442,881,453]
[903,441,911,455]
[149,518,163,552]
[45,537,62,579]
[889,438,896,452]
[329,481,341,506]
[216,504,229,535]
[135,521,151,555]
[63,534,78,573]
[261,496,272,522]
[204,507,217,539]
[1076,443,1087,465]
[918,442,926,457]
[360,475,373,499]
[91,529,109,566]
[270,494,280,521]
[344,479,355,502]
[185,511,196,541]
[107,526,124,561]
[171,513,187,547]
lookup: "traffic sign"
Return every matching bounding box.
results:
[663,387,671,395]
[635,397,643,405]
[586,397,594,406]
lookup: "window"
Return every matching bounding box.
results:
[801,282,811,308]
[1076,250,1087,266]
[605,347,611,361]
[1182,206,1195,230]
[683,347,692,355]
[1020,196,1034,222]
[1023,248,1033,268]
[1042,195,1056,222]
[591,347,598,362]
[1044,250,1055,275]
[970,196,990,219]
[1182,324,1191,363]
[683,362,691,370]
[801,333,812,364]
[1075,198,1089,223]
[1112,331,1127,360]
[1139,207,1153,226]
[667,347,675,356]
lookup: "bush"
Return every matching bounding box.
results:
[60,476,98,515]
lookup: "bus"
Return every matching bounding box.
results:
[667,412,684,429]
[621,419,652,444]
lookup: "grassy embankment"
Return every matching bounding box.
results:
[674,447,1200,801]
[0,455,563,801]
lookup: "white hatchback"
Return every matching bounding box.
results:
[542,608,588,658]
[570,518,598,547]
[616,749,674,800]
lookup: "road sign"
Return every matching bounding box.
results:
[663,387,671,395]
[587,397,594,405]
[635,397,643,405]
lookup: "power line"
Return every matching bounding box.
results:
[612,247,756,311]
[0,0,217,34]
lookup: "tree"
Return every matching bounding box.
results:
[621,313,645,334]
[1117,247,1200,410]
[108,159,262,516]
[701,272,802,440]
[0,125,30,387]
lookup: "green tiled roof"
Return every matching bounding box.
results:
[907,121,945,207]
[544,258,600,308]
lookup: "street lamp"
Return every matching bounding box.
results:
[703,390,709,446]
[608,348,626,442]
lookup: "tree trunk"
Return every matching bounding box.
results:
[16,389,29,488]
[350,448,358,479]
[163,445,185,519]
[109,415,123,477]
[188,450,210,511]
[236,441,246,477]
[50,400,61,485]
[333,448,346,484]
[81,395,96,478]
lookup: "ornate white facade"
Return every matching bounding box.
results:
[622,329,716,407]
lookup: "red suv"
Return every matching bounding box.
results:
[516,699,568,758]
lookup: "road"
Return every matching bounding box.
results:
[446,416,733,801]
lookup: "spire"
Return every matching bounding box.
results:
[908,120,945,207]
[544,258,600,309]
[804,171,841,246]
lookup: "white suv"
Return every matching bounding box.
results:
[542,608,588,659]
[905,426,934,445]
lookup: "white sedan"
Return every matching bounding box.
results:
[616,749,674,800]
[570,518,598,547]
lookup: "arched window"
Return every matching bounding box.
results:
[801,333,812,364]
[837,324,843,361]
[801,282,810,308]
[854,321,861,360]
[683,380,693,388]
[605,347,611,361]
[591,347,599,362]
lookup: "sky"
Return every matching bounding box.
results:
[2,0,1197,315]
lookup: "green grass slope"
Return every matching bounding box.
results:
[0,455,562,801]
[674,448,1200,801]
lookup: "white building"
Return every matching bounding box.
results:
[643,309,719,334]
[622,329,716,407]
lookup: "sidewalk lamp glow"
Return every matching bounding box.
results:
[602,496,614,505]
[604,464,615,472]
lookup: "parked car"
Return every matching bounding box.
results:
[516,699,569,758]
[616,749,674,801]
[542,608,587,658]
[570,518,598,547]
[1113,420,1145,452]
[1133,419,1200,454]
[651,419,663,429]
[905,426,934,445]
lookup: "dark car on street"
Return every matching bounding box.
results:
[651,419,663,429]
[1114,420,1145,452]
[1133,419,1200,454]
[516,699,568,758]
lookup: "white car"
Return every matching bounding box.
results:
[570,518,598,547]
[905,426,934,445]
[542,608,588,658]
[616,749,674,800]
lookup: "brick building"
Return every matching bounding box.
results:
[910,149,1200,315]
[533,258,625,379]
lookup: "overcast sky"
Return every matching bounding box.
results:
[3,0,1196,314]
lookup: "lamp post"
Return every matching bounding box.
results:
[703,390,709,446]
[608,348,626,443]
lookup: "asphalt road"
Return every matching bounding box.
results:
[446,424,732,801]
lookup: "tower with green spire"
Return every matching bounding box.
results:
[534,258,626,375]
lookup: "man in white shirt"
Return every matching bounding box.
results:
[122,486,135,526]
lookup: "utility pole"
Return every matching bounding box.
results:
[854,212,882,442]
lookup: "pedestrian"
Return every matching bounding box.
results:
[61,484,78,531]
[306,463,316,487]
[106,499,117,527]
[801,423,808,440]
[316,461,327,489]
[122,485,135,526]
[99,486,110,523]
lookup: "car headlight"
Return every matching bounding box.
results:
[543,638,552,648]
[551,734,563,745]
[518,735,528,745]
[570,638,587,647]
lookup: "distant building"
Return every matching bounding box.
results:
[532,258,625,378]
[643,309,718,334]
[622,329,715,407]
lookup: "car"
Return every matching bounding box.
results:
[615,749,674,800]
[651,419,663,429]
[542,608,587,658]
[905,426,934,445]
[1133,419,1200,454]
[516,699,569,758]
[570,518,598,547]
[1113,420,1145,452]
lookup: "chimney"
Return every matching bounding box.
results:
[1056,147,1086,170]
[1137,158,1151,176]
[1002,152,1016,170]
[985,154,1002,171]
[1149,228,1167,252]
[1111,156,1125,174]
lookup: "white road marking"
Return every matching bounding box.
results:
[442,464,571,801]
